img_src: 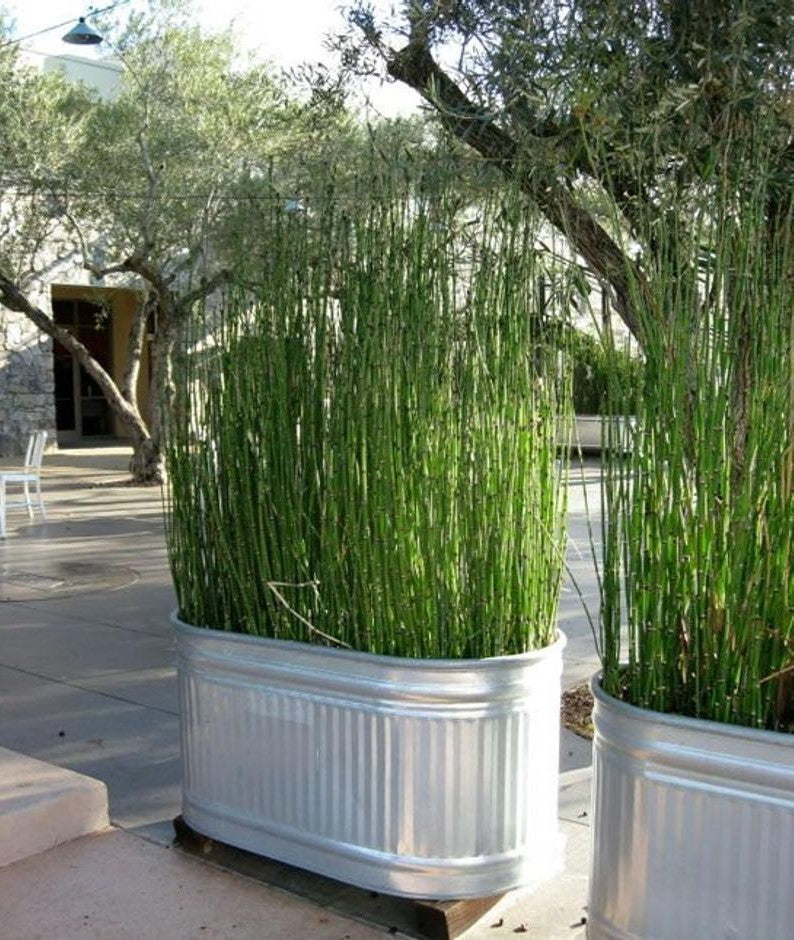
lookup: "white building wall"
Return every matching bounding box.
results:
[20,50,122,100]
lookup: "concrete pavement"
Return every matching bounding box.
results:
[0,444,600,938]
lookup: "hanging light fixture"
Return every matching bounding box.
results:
[62,17,104,46]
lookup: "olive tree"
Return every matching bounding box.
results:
[348,0,793,481]
[350,1,792,337]
[0,3,330,481]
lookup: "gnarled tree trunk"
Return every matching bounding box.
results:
[133,300,178,485]
[0,270,162,484]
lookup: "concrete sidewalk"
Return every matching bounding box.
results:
[0,443,599,938]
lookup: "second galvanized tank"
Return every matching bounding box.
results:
[589,677,794,939]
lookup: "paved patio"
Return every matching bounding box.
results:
[0,443,600,938]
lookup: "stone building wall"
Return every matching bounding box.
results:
[0,308,56,458]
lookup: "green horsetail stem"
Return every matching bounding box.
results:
[598,136,794,731]
[165,173,574,659]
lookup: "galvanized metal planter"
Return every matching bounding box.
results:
[589,678,794,940]
[573,416,604,451]
[557,416,635,453]
[174,615,566,899]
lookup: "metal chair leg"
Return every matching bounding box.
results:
[36,478,46,519]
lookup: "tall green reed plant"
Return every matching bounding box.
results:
[166,177,572,659]
[599,137,794,730]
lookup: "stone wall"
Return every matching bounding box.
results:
[0,242,146,457]
[0,309,56,457]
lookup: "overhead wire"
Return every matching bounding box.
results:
[0,177,496,204]
[0,186,293,203]
[0,0,134,51]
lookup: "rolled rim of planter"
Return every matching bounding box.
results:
[173,613,567,711]
[589,673,794,940]
[174,613,567,899]
[172,611,567,664]
[590,672,794,750]
[557,415,636,453]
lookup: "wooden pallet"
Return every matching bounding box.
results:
[173,816,504,940]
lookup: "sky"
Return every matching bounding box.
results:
[1,0,420,116]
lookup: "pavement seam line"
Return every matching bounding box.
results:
[0,661,179,717]
[7,600,169,638]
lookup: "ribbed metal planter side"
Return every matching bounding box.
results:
[588,678,794,940]
[174,615,566,900]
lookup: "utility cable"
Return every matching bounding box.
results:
[0,0,134,51]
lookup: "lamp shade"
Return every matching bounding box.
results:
[62,18,103,45]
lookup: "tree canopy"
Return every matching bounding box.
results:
[0,2,350,480]
[351,0,794,338]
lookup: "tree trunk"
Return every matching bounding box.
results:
[0,270,160,483]
[121,292,151,404]
[135,302,177,486]
[128,431,165,484]
[120,292,167,484]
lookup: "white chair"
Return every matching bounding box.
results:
[0,430,47,539]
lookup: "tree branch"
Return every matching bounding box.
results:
[115,255,173,296]
[0,267,150,442]
[177,268,230,311]
[384,37,648,343]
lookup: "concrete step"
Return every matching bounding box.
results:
[0,746,109,867]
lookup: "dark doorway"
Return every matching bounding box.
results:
[52,298,113,440]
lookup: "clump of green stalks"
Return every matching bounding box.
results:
[567,328,643,417]
[166,182,571,659]
[599,141,794,730]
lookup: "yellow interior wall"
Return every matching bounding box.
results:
[50,285,149,439]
